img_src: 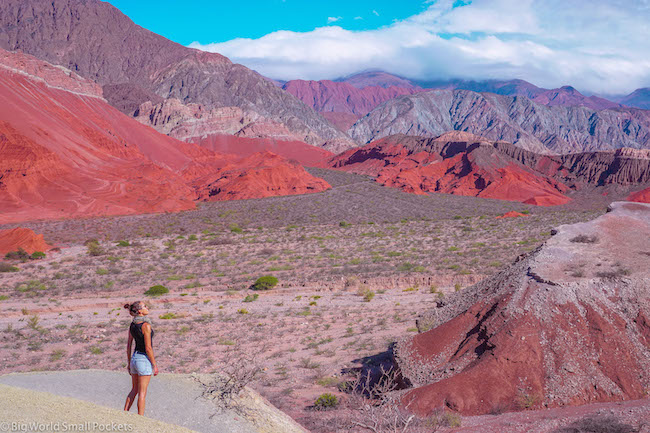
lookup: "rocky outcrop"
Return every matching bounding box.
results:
[349,89,650,153]
[396,201,650,415]
[0,0,353,150]
[330,132,571,205]
[194,152,331,201]
[282,79,420,116]
[0,228,52,255]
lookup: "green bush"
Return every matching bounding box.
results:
[116,240,130,247]
[30,251,46,260]
[243,293,259,303]
[5,248,29,261]
[229,223,243,234]
[251,275,278,291]
[159,313,177,319]
[0,262,19,273]
[144,285,169,297]
[313,393,338,410]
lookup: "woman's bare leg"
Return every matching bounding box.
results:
[137,374,152,415]
[124,373,139,411]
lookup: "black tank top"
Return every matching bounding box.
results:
[130,321,154,353]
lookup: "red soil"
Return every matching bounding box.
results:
[320,112,361,132]
[194,152,331,201]
[496,211,529,218]
[627,187,650,203]
[188,134,334,168]
[397,202,650,416]
[0,228,52,255]
[330,134,570,205]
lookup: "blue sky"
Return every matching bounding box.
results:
[107,0,650,94]
[106,0,430,45]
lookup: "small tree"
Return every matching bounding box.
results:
[251,275,278,291]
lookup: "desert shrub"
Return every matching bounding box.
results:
[313,393,338,410]
[243,293,259,303]
[86,240,105,256]
[96,268,109,275]
[0,295,9,301]
[229,223,243,234]
[570,234,598,243]
[159,313,177,319]
[0,263,19,272]
[362,289,375,302]
[30,251,46,260]
[116,240,130,247]
[144,285,169,296]
[188,234,198,241]
[5,248,29,261]
[339,221,351,228]
[237,308,249,314]
[251,275,278,291]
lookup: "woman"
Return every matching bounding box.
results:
[123,301,158,415]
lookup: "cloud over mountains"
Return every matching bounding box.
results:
[190,0,650,94]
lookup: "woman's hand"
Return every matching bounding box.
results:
[154,365,159,376]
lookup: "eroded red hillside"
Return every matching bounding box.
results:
[0,228,52,255]
[627,187,650,203]
[396,202,650,416]
[330,132,570,205]
[194,152,331,201]
[0,49,329,223]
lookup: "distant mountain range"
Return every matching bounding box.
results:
[349,89,650,153]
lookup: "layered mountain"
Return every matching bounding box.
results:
[349,89,650,153]
[330,132,650,205]
[330,132,571,205]
[396,201,650,415]
[0,49,330,224]
[0,0,352,151]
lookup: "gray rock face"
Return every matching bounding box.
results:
[350,89,650,153]
[0,0,352,149]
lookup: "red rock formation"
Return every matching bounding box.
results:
[627,187,650,203]
[194,152,331,201]
[336,71,420,89]
[0,228,52,255]
[330,132,570,205]
[189,135,333,168]
[496,211,529,218]
[396,202,650,415]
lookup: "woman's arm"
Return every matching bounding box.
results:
[126,330,133,371]
[142,323,158,376]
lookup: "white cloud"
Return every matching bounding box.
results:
[372,10,380,16]
[327,16,342,24]
[189,0,650,94]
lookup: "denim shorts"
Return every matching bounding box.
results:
[130,351,153,376]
